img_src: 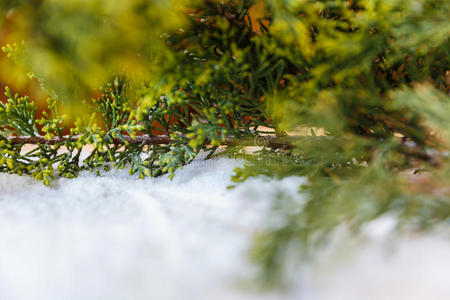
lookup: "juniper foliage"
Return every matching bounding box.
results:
[1,0,449,286]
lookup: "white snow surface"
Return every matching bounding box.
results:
[0,157,449,300]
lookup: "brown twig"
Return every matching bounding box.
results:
[5,134,296,149]
[6,135,172,145]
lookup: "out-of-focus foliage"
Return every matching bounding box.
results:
[1,0,185,100]
[230,0,450,286]
[0,1,46,108]
[0,0,449,287]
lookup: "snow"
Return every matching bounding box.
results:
[0,157,449,300]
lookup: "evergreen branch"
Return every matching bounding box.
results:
[5,134,296,149]
[6,135,172,146]
[6,134,439,166]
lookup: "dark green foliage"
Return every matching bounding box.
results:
[0,66,272,183]
[230,0,450,285]
[0,0,449,287]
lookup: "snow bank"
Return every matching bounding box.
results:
[0,157,448,300]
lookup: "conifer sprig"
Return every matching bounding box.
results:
[0,74,276,184]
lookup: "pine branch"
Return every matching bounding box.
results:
[6,134,296,149]
[6,135,172,145]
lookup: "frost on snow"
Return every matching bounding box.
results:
[0,157,449,300]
